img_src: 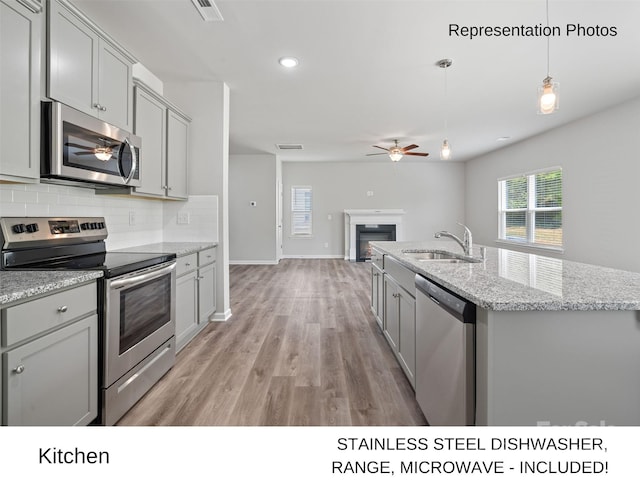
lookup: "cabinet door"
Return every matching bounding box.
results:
[48,0,98,117]
[166,110,189,199]
[175,271,198,352]
[383,276,400,350]
[371,264,383,330]
[3,315,98,426]
[198,262,216,324]
[398,291,416,388]
[98,40,133,130]
[134,86,166,196]
[0,0,41,181]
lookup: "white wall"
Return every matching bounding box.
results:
[0,183,163,250]
[229,154,278,264]
[465,96,640,273]
[282,161,466,257]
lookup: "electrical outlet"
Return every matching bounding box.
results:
[367,191,374,197]
[327,214,332,220]
[128,211,136,226]
[324,242,329,248]
[177,212,190,224]
[250,201,257,207]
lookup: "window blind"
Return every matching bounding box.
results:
[498,168,562,248]
[291,186,312,235]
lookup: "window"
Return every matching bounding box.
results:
[291,186,312,236]
[498,167,562,249]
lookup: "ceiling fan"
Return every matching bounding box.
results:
[66,139,118,161]
[366,139,429,162]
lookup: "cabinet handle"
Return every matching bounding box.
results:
[185,262,191,267]
[57,305,68,313]
[93,103,102,110]
[167,187,172,191]
[13,365,25,375]
[392,293,399,298]
[197,276,205,280]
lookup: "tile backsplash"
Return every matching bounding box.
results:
[0,183,218,250]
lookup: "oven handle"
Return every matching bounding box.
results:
[110,262,176,289]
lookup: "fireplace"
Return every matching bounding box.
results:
[343,209,405,261]
[356,224,396,262]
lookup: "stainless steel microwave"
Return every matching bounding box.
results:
[41,102,141,188]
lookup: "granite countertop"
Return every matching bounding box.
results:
[0,271,103,306]
[371,240,640,311]
[114,242,217,257]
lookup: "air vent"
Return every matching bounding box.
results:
[276,144,304,150]
[191,0,223,22]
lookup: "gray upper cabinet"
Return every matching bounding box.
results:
[133,81,190,200]
[134,85,167,197]
[47,0,134,131]
[0,0,41,182]
[166,109,189,199]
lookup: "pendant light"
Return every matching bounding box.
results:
[437,58,453,160]
[538,0,559,114]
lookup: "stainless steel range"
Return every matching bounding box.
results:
[0,216,176,425]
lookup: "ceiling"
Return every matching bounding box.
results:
[72,0,640,162]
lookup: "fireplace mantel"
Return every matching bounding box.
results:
[344,209,405,261]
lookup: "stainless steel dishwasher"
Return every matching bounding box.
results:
[415,274,476,426]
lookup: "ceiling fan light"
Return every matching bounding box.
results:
[440,139,452,160]
[389,152,403,162]
[538,77,559,115]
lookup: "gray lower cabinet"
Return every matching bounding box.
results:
[370,248,384,330]
[47,0,134,130]
[1,282,98,426]
[175,247,217,352]
[0,0,41,182]
[376,255,416,388]
[175,253,199,351]
[197,249,216,324]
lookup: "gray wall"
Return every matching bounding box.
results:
[282,161,466,257]
[465,96,640,273]
[229,154,278,263]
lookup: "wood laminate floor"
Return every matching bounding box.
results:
[117,259,426,426]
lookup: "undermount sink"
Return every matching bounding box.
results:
[401,249,481,263]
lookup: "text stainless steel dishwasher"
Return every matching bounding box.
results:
[415,274,476,426]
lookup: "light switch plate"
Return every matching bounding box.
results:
[177,212,190,224]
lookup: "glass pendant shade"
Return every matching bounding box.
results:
[440,139,452,160]
[538,76,559,115]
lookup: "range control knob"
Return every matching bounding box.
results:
[98,222,105,229]
[80,222,90,230]
[12,224,26,234]
[90,222,99,229]
[25,223,39,233]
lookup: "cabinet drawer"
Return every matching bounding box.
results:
[2,283,97,348]
[383,255,416,297]
[371,248,384,269]
[198,247,216,267]
[176,253,197,277]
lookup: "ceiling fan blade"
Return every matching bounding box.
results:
[366,153,389,156]
[404,152,429,156]
[372,145,390,152]
[402,144,419,152]
[65,142,94,150]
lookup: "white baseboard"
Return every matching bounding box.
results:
[211,309,232,322]
[282,254,344,259]
[229,259,279,265]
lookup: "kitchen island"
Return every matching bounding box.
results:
[371,240,640,426]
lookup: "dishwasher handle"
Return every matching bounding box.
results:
[415,274,476,324]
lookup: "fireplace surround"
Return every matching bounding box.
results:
[343,209,405,261]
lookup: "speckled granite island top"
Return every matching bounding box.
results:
[114,242,217,257]
[0,271,103,306]
[371,240,640,311]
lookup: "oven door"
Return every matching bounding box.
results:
[104,261,176,388]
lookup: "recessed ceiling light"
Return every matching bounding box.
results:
[278,57,299,68]
[496,136,511,142]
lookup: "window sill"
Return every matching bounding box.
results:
[495,239,564,255]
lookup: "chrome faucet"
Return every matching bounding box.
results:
[434,222,473,255]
